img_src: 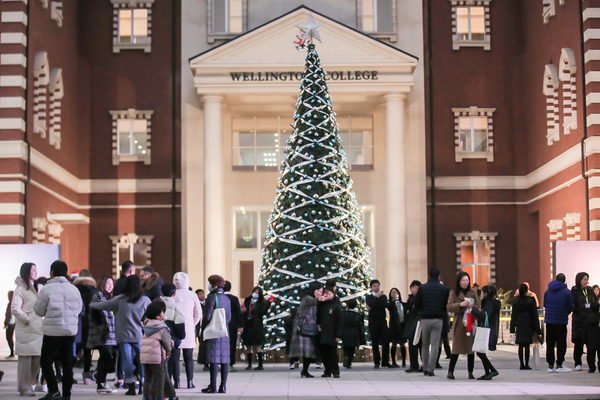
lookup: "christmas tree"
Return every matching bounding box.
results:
[258,42,372,349]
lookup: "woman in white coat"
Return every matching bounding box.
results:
[12,263,43,396]
[173,272,202,388]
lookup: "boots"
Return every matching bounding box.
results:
[138,378,144,394]
[125,383,137,396]
[254,353,264,370]
[245,353,252,370]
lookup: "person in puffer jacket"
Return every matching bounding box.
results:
[160,283,186,388]
[543,273,574,372]
[34,260,83,400]
[140,301,177,400]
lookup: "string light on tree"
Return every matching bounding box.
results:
[259,20,372,349]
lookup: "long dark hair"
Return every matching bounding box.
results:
[482,285,497,299]
[575,272,589,289]
[20,263,37,291]
[306,282,321,298]
[123,275,142,303]
[97,275,114,299]
[454,271,471,295]
[251,286,264,301]
[388,287,402,302]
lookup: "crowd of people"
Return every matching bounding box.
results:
[1,260,599,399]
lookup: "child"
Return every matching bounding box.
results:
[583,302,600,373]
[284,308,299,369]
[161,283,187,388]
[140,301,178,400]
[341,298,365,369]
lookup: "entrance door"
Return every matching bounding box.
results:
[239,260,254,299]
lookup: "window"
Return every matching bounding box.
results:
[452,107,495,162]
[454,231,497,285]
[110,233,153,278]
[208,0,246,43]
[338,115,374,170]
[360,206,374,248]
[118,9,148,44]
[358,0,397,41]
[232,116,293,171]
[450,1,491,50]
[111,0,154,53]
[110,109,154,165]
[456,7,485,41]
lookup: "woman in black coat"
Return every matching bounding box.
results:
[317,288,344,378]
[471,285,500,380]
[201,275,231,394]
[241,286,271,370]
[341,298,365,369]
[510,283,540,370]
[403,280,422,372]
[388,288,407,368]
[571,272,598,370]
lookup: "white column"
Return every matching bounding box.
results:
[385,93,408,292]
[202,95,226,280]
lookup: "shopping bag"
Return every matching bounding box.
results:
[532,344,541,370]
[203,294,229,341]
[471,312,490,353]
[413,320,422,346]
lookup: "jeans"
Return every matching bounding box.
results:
[420,319,443,373]
[40,335,75,397]
[119,342,142,383]
[546,324,567,368]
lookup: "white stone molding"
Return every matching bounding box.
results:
[47,223,63,244]
[454,231,498,284]
[111,0,154,53]
[563,212,581,241]
[32,217,48,244]
[559,48,577,135]
[355,0,397,42]
[51,1,62,27]
[547,219,563,272]
[109,233,154,277]
[450,0,491,51]
[48,68,63,149]
[109,108,153,165]
[452,106,495,162]
[543,64,560,145]
[33,52,49,138]
[543,0,556,24]
[206,0,248,43]
[36,0,48,8]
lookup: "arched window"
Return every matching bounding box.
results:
[559,48,577,135]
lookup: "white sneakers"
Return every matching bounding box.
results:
[33,384,47,393]
[556,366,572,373]
[547,367,555,373]
[288,363,295,370]
[574,365,582,371]
[96,383,117,394]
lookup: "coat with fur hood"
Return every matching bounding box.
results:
[34,276,83,336]
[172,272,202,349]
[11,277,43,356]
[140,319,172,364]
[141,273,163,302]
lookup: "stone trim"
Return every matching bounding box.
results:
[543,0,555,24]
[111,0,154,53]
[563,212,581,241]
[109,233,154,278]
[32,217,48,244]
[547,219,563,277]
[454,231,497,284]
[48,68,63,149]
[47,223,63,245]
[355,0,397,42]
[543,64,560,145]
[450,0,491,51]
[109,108,153,165]
[559,48,577,135]
[50,1,62,27]
[33,51,49,138]
[452,106,495,162]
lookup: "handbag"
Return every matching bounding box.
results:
[203,294,229,341]
[532,344,541,370]
[413,320,422,346]
[471,312,491,354]
[299,323,319,337]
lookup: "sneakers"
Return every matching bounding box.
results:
[315,363,323,369]
[38,392,62,400]
[96,383,117,394]
[575,365,582,371]
[288,363,295,370]
[556,366,572,373]
[20,390,35,397]
[547,367,555,373]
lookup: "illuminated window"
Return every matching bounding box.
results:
[361,0,393,33]
[111,0,154,53]
[460,240,491,287]
[110,109,153,165]
[450,1,491,51]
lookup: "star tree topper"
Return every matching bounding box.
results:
[295,14,326,46]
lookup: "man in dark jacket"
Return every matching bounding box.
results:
[113,261,135,296]
[583,302,600,372]
[140,266,163,301]
[404,280,422,373]
[366,279,391,368]
[223,281,242,371]
[543,273,575,373]
[317,288,344,378]
[415,268,449,377]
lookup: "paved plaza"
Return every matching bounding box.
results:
[0,346,598,400]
